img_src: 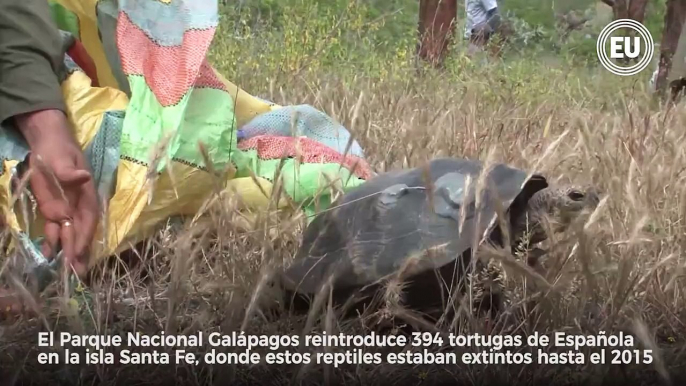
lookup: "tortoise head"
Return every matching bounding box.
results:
[513,184,601,245]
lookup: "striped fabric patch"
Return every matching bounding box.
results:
[238,135,374,180]
[113,0,236,171]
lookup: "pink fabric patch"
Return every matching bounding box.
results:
[238,135,373,180]
[116,11,225,106]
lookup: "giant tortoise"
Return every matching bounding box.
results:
[280,157,600,321]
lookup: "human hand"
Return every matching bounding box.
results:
[15,109,99,278]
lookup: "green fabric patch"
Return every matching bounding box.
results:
[49,1,80,38]
[236,148,366,218]
[120,76,237,171]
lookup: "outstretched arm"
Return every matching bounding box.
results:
[0,0,66,127]
[0,0,99,282]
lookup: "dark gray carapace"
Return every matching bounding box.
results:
[280,158,549,318]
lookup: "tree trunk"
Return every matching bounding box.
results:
[613,0,629,19]
[610,0,648,22]
[655,0,686,96]
[417,0,458,68]
[627,0,648,23]
[609,0,649,64]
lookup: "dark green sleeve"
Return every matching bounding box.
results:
[0,0,66,125]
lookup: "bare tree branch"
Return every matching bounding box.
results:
[601,0,615,7]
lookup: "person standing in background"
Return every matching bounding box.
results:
[464,0,502,56]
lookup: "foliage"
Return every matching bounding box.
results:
[212,0,668,84]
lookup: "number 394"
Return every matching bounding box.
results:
[610,349,653,365]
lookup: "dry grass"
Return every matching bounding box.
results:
[2,41,686,386]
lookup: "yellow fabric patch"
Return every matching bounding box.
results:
[61,70,129,147]
[213,69,282,127]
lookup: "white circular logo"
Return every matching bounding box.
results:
[596,19,654,76]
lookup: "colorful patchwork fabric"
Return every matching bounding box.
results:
[238,135,373,181]
[239,104,366,158]
[0,0,371,270]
